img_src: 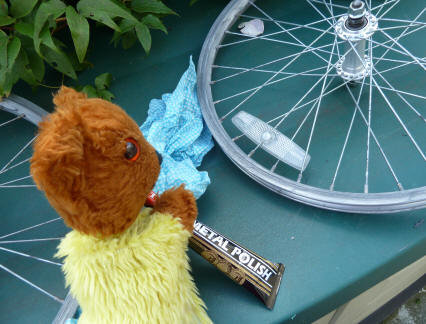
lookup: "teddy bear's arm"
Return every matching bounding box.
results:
[153,185,198,232]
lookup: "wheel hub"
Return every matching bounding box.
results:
[335,0,378,81]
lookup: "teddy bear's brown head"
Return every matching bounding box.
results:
[31,86,160,237]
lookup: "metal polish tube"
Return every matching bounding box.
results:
[145,191,285,310]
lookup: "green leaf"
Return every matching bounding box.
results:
[0,30,10,97]
[10,0,38,19]
[119,18,137,33]
[0,0,8,17]
[77,0,137,28]
[0,16,15,26]
[26,47,45,81]
[121,31,137,49]
[40,25,57,49]
[141,14,167,34]
[0,30,7,70]
[0,33,21,97]
[7,37,21,70]
[65,6,89,63]
[12,48,37,86]
[98,89,114,101]
[41,44,77,79]
[131,0,177,16]
[95,72,112,90]
[135,22,151,54]
[110,18,138,47]
[189,0,199,6]
[33,0,66,55]
[81,11,121,31]
[81,85,97,98]
[14,22,34,37]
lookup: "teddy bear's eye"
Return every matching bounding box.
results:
[124,138,140,161]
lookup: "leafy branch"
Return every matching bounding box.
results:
[0,0,177,99]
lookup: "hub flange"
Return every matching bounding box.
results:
[335,1,378,81]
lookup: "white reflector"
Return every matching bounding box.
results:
[232,111,310,171]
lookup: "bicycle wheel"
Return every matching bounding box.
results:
[0,96,69,323]
[198,0,426,213]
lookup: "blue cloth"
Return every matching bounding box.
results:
[140,57,214,199]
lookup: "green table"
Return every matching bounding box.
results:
[7,0,425,323]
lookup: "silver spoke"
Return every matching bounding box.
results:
[267,80,348,125]
[373,70,425,122]
[0,246,62,266]
[380,18,426,25]
[372,75,426,161]
[212,40,342,84]
[374,57,426,75]
[373,56,417,64]
[336,38,406,190]
[0,264,64,303]
[330,77,366,191]
[0,114,25,127]
[240,14,338,35]
[0,185,36,188]
[291,78,336,140]
[249,1,330,65]
[345,83,403,191]
[297,37,337,183]
[214,65,330,103]
[0,157,31,175]
[0,175,32,186]
[0,136,36,173]
[379,23,426,31]
[312,0,347,10]
[378,29,426,70]
[213,64,329,77]
[219,25,334,121]
[375,0,395,17]
[375,6,424,60]
[369,84,425,100]
[0,238,63,244]
[224,30,338,58]
[268,77,336,169]
[346,37,425,162]
[0,217,62,240]
[370,38,426,67]
[379,0,401,19]
[306,0,334,28]
[365,38,374,193]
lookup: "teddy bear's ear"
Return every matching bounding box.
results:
[53,86,87,109]
[30,114,85,199]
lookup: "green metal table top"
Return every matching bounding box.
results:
[8,0,426,323]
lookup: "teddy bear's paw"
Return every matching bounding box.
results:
[153,184,198,232]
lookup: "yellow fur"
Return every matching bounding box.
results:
[56,209,212,324]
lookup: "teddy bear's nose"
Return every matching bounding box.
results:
[156,150,163,166]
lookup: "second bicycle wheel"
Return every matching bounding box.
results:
[198,0,426,213]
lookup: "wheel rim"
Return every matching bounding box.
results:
[198,0,426,213]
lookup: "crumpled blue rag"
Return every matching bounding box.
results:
[140,57,214,199]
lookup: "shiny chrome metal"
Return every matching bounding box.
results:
[335,1,378,80]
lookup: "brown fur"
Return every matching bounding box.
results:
[30,86,197,237]
[153,184,198,232]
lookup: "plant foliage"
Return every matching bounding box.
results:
[0,0,177,99]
